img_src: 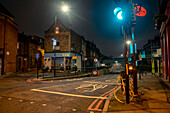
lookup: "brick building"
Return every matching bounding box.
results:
[0,3,18,75]
[44,19,101,72]
[44,19,85,71]
[17,33,44,72]
[155,0,170,81]
[85,40,101,67]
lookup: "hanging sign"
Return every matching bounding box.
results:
[134,6,147,17]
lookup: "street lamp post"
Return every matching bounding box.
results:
[52,39,57,77]
[53,5,69,77]
[124,30,129,104]
[132,27,137,95]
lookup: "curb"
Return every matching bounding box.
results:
[26,73,92,82]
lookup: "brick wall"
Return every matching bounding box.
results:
[70,30,82,54]
[45,21,70,52]
[0,15,18,74]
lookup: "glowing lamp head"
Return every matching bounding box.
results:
[62,5,68,12]
[129,65,133,70]
[126,41,131,45]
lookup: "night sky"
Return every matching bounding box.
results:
[0,0,159,57]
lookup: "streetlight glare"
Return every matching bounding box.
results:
[126,41,131,44]
[62,5,69,12]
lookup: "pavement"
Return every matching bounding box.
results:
[0,71,91,81]
[107,73,170,113]
[0,68,111,82]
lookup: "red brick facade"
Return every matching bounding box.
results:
[0,14,18,74]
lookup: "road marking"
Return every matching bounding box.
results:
[87,86,118,111]
[75,84,107,92]
[42,104,47,106]
[83,81,116,85]
[72,109,77,111]
[31,89,107,99]
[30,102,34,104]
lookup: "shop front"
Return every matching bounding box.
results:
[44,52,82,72]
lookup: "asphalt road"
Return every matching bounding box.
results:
[0,73,120,113]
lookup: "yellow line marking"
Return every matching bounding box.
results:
[57,106,61,109]
[30,102,34,104]
[31,89,107,99]
[42,104,47,106]
[72,109,77,111]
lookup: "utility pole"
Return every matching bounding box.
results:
[54,45,56,77]
[124,30,130,104]
[132,26,137,95]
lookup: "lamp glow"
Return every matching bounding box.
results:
[62,5,68,12]
[126,41,131,45]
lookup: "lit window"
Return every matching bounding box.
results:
[55,27,59,34]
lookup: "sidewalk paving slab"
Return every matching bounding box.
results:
[107,73,170,113]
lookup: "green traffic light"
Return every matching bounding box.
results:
[114,7,123,20]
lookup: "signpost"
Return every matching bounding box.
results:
[52,39,57,77]
[36,53,39,79]
[134,5,147,17]
[94,58,98,62]
[92,71,98,76]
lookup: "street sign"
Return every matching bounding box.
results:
[92,71,98,75]
[94,58,98,62]
[36,53,39,58]
[52,39,57,46]
[134,6,147,17]
[72,56,77,59]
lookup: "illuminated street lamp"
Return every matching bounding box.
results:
[62,5,69,12]
[54,4,69,76]
[126,40,131,45]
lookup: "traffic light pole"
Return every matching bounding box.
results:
[124,30,130,104]
[132,26,137,95]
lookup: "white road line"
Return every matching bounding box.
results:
[83,81,117,85]
[31,89,107,99]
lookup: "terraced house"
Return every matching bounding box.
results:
[0,3,18,75]
[44,19,101,72]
